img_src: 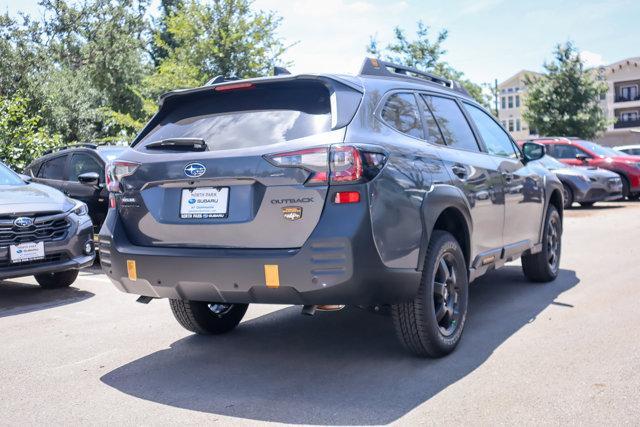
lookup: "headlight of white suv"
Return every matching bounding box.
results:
[72,201,89,216]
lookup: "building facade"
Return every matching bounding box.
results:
[497,70,541,141]
[596,57,640,147]
[497,57,640,146]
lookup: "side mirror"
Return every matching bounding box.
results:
[522,142,545,163]
[78,172,100,186]
[575,153,589,163]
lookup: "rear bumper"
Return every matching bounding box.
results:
[99,203,422,305]
[0,218,95,280]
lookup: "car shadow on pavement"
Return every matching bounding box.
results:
[101,266,579,425]
[0,280,94,318]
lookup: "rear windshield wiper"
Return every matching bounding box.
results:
[145,138,208,152]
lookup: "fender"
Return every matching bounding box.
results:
[417,184,473,272]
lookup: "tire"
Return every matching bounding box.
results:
[579,202,595,207]
[169,299,248,335]
[34,269,79,289]
[391,230,468,358]
[628,193,640,201]
[562,184,573,209]
[522,204,561,283]
[621,176,630,199]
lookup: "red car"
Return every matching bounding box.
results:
[525,137,640,199]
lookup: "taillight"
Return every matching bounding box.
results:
[214,82,255,92]
[265,145,386,186]
[105,161,139,193]
[266,147,330,185]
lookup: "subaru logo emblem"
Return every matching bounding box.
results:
[184,163,206,178]
[14,217,34,228]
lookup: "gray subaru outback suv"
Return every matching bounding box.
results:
[100,58,563,357]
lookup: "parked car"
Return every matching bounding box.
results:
[529,137,640,199]
[0,162,95,288]
[24,144,127,233]
[533,155,623,207]
[99,58,563,358]
[614,144,640,156]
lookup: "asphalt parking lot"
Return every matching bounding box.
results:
[1,201,639,425]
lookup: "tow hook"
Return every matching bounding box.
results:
[136,296,155,304]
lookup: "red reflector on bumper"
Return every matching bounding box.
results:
[334,191,360,204]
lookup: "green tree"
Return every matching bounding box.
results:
[523,42,609,139]
[368,22,487,107]
[145,0,288,99]
[0,94,61,171]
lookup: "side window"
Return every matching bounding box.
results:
[380,93,424,139]
[463,103,518,158]
[552,145,587,159]
[422,95,480,152]
[417,96,446,145]
[69,154,104,182]
[37,156,67,180]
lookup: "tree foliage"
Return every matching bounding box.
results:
[368,22,488,107]
[0,0,288,159]
[523,42,610,139]
[0,94,61,170]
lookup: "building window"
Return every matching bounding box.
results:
[515,95,520,108]
[508,96,514,108]
[515,118,521,131]
[501,120,507,127]
[620,85,638,101]
[508,119,514,132]
[501,96,506,109]
[620,111,639,122]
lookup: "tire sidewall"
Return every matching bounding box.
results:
[541,206,562,278]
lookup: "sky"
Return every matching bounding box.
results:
[2,0,639,85]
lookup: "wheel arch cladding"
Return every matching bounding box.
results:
[419,187,472,272]
[549,188,563,220]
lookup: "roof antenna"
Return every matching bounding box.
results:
[274,66,291,76]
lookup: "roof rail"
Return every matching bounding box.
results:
[359,57,470,96]
[43,143,98,156]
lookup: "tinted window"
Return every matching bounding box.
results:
[550,144,588,159]
[69,154,104,181]
[422,95,479,152]
[0,163,25,186]
[381,93,424,139]
[138,81,333,151]
[37,156,67,180]
[417,96,446,145]
[464,103,517,158]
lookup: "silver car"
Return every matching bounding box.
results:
[534,155,623,207]
[0,162,95,288]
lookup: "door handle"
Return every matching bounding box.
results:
[451,164,468,180]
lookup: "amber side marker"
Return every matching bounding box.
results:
[264,264,280,288]
[127,260,137,281]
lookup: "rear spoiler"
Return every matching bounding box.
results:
[131,75,363,147]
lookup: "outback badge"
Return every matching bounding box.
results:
[282,206,303,221]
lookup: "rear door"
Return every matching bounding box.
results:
[548,143,590,166]
[462,102,544,248]
[418,93,504,257]
[116,78,360,249]
[66,152,107,227]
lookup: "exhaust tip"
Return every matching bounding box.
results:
[316,304,345,312]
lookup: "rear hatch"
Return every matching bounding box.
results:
[114,77,362,249]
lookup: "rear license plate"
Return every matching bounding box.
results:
[180,187,229,219]
[10,241,45,263]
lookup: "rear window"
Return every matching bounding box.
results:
[137,81,332,151]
